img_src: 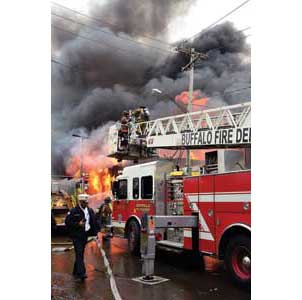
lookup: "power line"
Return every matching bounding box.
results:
[52,57,251,102]
[51,1,172,47]
[52,12,250,61]
[237,26,251,33]
[192,33,251,58]
[51,58,87,73]
[52,55,251,93]
[52,58,71,68]
[189,0,251,42]
[184,0,251,44]
[52,56,250,117]
[52,1,250,48]
[51,1,250,54]
[52,33,250,86]
[52,4,251,60]
[224,86,251,95]
[52,24,163,61]
[52,12,173,55]
[51,0,251,57]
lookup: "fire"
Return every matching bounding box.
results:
[159,149,205,161]
[90,170,100,193]
[175,90,208,111]
[190,150,205,161]
[102,168,112,192]
[66,152,118,196]
[86,168,113,194]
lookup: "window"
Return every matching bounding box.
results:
[112,181,119,198]
[118,179,128,199]
[133,178,139,199]
[141,176,153,199]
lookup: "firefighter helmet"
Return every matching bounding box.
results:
[104,196,112,203]
[78,194,89,202]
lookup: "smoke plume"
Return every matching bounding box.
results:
[51,0,251,175]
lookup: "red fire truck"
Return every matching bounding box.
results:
[109,102,251,287]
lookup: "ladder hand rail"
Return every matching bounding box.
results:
[130,102,251,138]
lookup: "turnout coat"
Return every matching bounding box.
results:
[65,205,98,239]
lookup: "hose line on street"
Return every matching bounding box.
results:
[95,237,122,300]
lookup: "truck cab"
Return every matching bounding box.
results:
[112,160,174,251]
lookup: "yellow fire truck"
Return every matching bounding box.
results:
[51,178,86,231]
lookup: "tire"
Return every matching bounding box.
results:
[127,220,140,256]
[225,235,251,289]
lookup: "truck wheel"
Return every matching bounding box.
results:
[127,220,140,256]
[225,235,251,288]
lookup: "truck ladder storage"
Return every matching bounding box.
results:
[165,175,185,245]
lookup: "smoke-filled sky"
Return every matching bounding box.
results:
[52,0,251,44]
[51,0,251,175]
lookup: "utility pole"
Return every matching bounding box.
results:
[175,46,207,175]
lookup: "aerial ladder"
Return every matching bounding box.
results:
[108,101,251,161]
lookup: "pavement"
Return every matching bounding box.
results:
[51,234,250,300]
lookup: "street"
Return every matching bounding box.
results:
[52,234,250,300]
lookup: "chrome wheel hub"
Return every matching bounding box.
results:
[242,256,251,268]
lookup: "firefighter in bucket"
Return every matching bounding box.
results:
[118,110,131,151]
[132,106,150,133]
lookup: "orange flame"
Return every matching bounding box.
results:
[89,170,101,193]
[190,150,205,161]
[175,90,208,111]
[102,168,112,192]
[159,149,205,161]
[86,168,113,195]
[66,153,117,196]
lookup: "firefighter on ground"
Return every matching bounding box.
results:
[65,194,98,281]
[97,196,113,239]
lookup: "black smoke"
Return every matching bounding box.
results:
[51,0,250,175]
[89,0,195,38]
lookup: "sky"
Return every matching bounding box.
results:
[167,0,251,43]
[51,0,251,44]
